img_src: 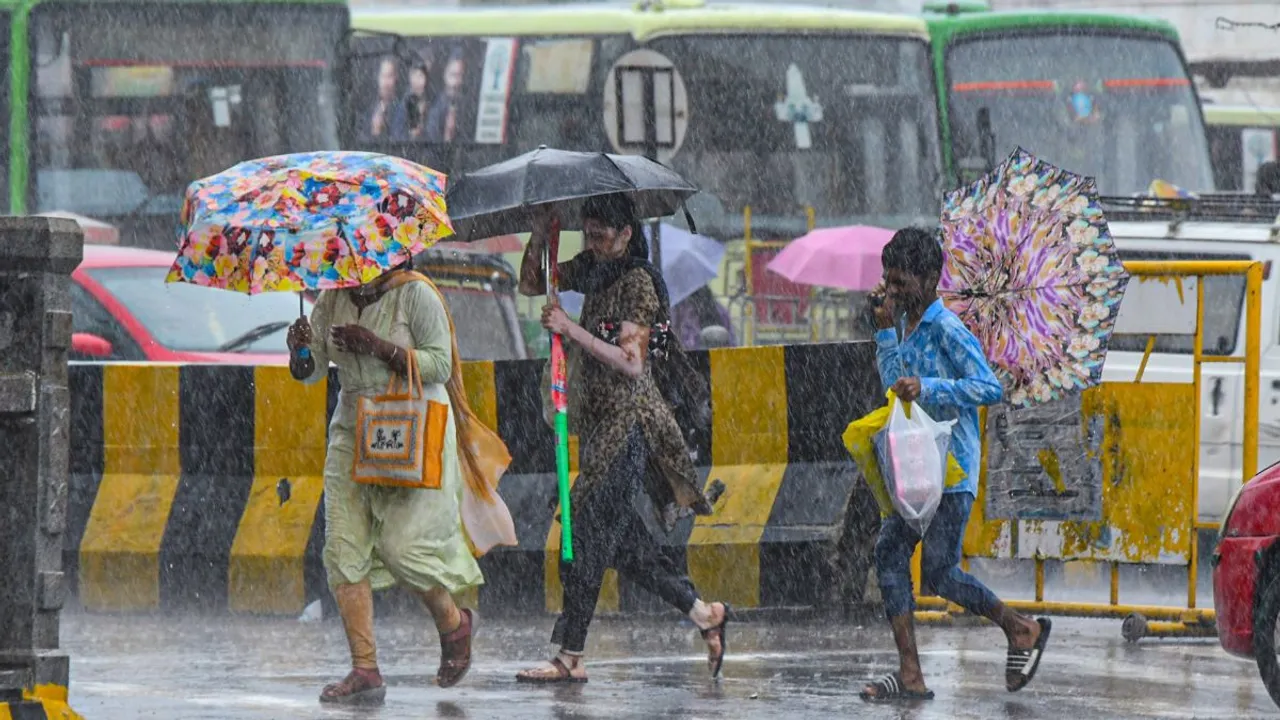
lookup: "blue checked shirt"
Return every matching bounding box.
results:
[874,299,1003,496]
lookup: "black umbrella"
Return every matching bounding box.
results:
[444,146,699,242]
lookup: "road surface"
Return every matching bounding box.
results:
[59,611,1277,719]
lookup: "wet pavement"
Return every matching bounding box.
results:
[60,611,1277,719]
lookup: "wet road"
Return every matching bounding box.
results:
[62,612,1275,719]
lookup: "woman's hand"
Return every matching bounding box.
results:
[541,303,573,336]
[330,324,383,356]
[287,317,312,351]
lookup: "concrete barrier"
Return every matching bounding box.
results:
[66,343,884,616]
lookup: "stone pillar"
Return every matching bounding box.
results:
[0,218,82,700]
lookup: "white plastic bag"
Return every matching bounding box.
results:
[873,400,956,535]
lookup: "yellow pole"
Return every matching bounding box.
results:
[1188,277,1205,610]
[1034,556,1045,603]
[1110,562,1120,606]
[1134,335,1157,383]
[1244,262,1263,483]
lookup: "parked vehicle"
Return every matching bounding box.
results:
[411,247,529,362]
[1213,460,1280,708]
[1100,194,1280,523]
[70,244,306,364]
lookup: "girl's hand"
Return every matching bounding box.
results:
[541,303,573,335]
[330,325,382,356]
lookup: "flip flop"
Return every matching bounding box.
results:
[516,657,589,685]
[859,671,935,703]
[700,602,731,678]
[1006,617,1053,692]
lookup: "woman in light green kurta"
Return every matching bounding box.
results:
[286,264,482,706]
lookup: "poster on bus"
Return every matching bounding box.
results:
[352,37,510,145]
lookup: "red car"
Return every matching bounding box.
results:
[1213,461,1280,708]
[70,245,308,364]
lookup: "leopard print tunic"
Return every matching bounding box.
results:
[561,257,709,520]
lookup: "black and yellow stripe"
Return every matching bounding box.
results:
[66,342,884,616]
[0,685,81,720]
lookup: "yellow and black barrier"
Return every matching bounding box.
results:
[67,343,885,615]
[0,685,83,720]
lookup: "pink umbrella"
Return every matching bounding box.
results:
[765,225,895,291]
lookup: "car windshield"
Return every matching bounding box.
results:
[947,33,1215,194]
[85,266,308,353]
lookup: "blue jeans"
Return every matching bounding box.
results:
[874,492,1000,619]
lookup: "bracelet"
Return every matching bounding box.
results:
[390,346,400,365]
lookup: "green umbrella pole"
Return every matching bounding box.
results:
[554,409,573,562]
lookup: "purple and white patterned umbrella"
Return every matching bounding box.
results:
[939,147,1130,408]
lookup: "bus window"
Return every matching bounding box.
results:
[346,32,940,235]
[648,33,940,233]
[345,34,614,172]
[1208,125,1244,192]
[946,33,1214,195]
[30,4,343,248]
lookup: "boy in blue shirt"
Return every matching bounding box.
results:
[860,228,1052,702]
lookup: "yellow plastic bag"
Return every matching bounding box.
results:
[842,390,967,518]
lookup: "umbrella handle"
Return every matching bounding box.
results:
[295,292,312,361]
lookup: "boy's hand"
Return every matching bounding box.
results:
[867,284,895,330]
[893,377,922,402]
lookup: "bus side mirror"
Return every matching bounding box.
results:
[71,332,113,358]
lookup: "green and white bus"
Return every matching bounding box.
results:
[925,9,1215,194]
[4,0,349,248]
[344,1,941,343]
[345,1,941,242]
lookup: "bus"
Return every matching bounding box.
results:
[1203,105,1280,194]
[344,1,940,344]
[924,9,1216,195]
[6,0,349,249]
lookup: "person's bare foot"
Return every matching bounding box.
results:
[695,602,728,676]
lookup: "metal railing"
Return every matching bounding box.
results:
[911,260,1263,641]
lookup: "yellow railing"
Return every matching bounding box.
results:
[912,260,1263,641]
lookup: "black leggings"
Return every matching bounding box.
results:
[550,427,700,653]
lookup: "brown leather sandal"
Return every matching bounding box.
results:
[437,608,474,688]
[515,657,589,684]
[319,667,386,705]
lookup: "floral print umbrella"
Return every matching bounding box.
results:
[166,151,453,294]
[940,147,1129,408]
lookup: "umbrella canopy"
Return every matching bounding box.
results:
[444,146,699,242]
[558,223,724,314]
[166,151,453,294]
[940,147,1129,408]
[765,225,894,292]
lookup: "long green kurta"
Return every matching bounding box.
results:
[304,281,483,595]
